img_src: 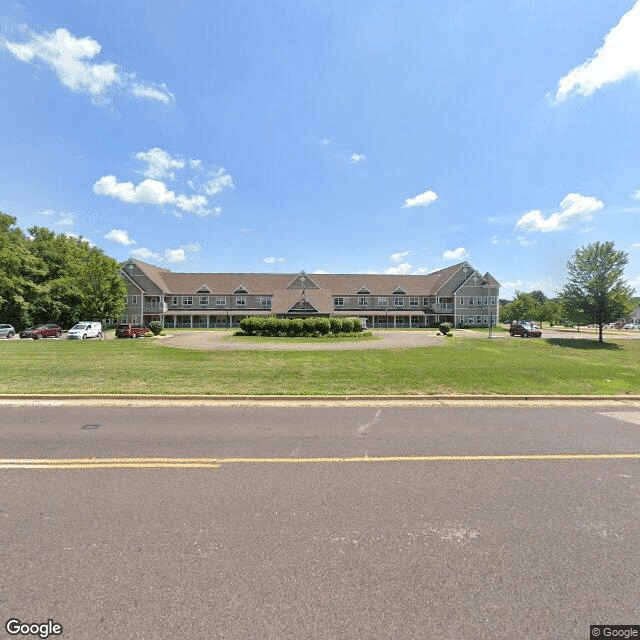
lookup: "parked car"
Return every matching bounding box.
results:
[623,323,640,330]
[0,324,16,339]
[19,324,63,339]
[67,321,103,340]
[509,321,542,338]
[115,323,148,338]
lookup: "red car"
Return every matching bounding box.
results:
[19,324,63,339]
[115,323,148,338]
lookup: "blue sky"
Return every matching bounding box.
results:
[2,0,640,298]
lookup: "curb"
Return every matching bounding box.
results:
[1,394,640,405]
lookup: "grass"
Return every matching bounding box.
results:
[1,334,640,396]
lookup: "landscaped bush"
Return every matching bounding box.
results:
[148,320,163,335]
[346,317,362,333]
[263,315,280,336]
[439,322,453,335]
[240,316,266,335]
[329,317,343,334]
[314,318,331,335]
[288,318,304,335]
[303,317,317,335]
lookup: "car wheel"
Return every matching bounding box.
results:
[82,334,87,339]
[97,332,102,339]
[523,332,529,338]
[56,331,62,339]
[6,332,13,339]
[33,334,40,340]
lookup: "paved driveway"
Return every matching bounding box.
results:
[159,327,640,351]
[160,330,447,350]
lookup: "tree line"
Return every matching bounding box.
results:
[0,212,126,330]
[500,241,636,343]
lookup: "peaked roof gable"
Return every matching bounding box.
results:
[286,272,319,290]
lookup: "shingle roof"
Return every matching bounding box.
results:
[124,260,498,299]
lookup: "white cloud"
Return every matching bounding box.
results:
[36,209,75,228]
[350,153,366,164]
[554,2,640,103]
[402,189,438,208]
[134,148,185,180]
[105,229,136,245]
[515,193,604,233]
[93,175,212,216]
[390,250,411,263]
[131,247,161,261]
[264,257,276,264]
[441,247,468,261]
[320,138,332,147]
[517,235,538,247]
[313,269,329,274]
[130,82,173,104]
[164,248,186,264]
[181,243,201,253]
[633,190,640,200]
[203,167,234,196]
[2,27,173,105]
[384,262,413,275]
[413,267,430,275]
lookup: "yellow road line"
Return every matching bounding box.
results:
[0,453,639,470]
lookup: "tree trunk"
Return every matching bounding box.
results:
[599,323,603,343]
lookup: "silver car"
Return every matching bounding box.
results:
[0,324,16,339]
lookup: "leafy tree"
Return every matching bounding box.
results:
[559,241,635,343]
[530,290,548,305]
[0,213,46,327]
[500,291,541,323]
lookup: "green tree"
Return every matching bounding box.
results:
[500,291,541,323]
[559,241,635,343]
[0,213,46,328]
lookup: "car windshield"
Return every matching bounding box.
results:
[27,325,46,330]
[72,324,88,330]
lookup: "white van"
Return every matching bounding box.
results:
[67,321,103,340]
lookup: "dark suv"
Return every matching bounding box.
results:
[509,321,542,338]
[115,323,148,339]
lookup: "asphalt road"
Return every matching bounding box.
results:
[1,403,640,639]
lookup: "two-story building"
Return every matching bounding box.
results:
[119,259,500,329]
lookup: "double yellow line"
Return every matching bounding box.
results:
[1,452,640,470]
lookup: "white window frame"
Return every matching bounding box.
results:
[334,297,344,307]
[409,297,419,307]
[394,297,404,307]
[236,296,246,307]
[182,296,193,306]
[216,297,227,307]
[131,295,138,305]
[358,297,368,307]
[199,296,209,306]
[378,298,388,307]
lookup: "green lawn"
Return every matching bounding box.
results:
[1,335,639,396]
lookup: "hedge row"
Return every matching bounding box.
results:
[239,316,364,336]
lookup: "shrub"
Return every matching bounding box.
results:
[346,317,362,333]
[148,320,163,336]
[329,317,343,334]
[288,318,304,336]
[439,322,452,335]
[240,316,262,335]
[263,315,280,336]
[315,318,331,335]
[303,317,317,335]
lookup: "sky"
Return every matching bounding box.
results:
[2,0,640,299]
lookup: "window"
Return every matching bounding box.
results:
[409,297,419,306]
[334,297,344,307]
[216,297,227,306]
[131,295,138,304]
[490,297,496,306]
[468,297,474,306]
[483,297,488,306]
[394,297,404,307]
[477,315,482,324]
[459,297,464,306]
[199,296,209,306]
[182,296,193,306]
[236,296,246,307]
[378,298,388,307]
[258,297,272,308]
[358,297,368,307]
[171,296,179,306]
